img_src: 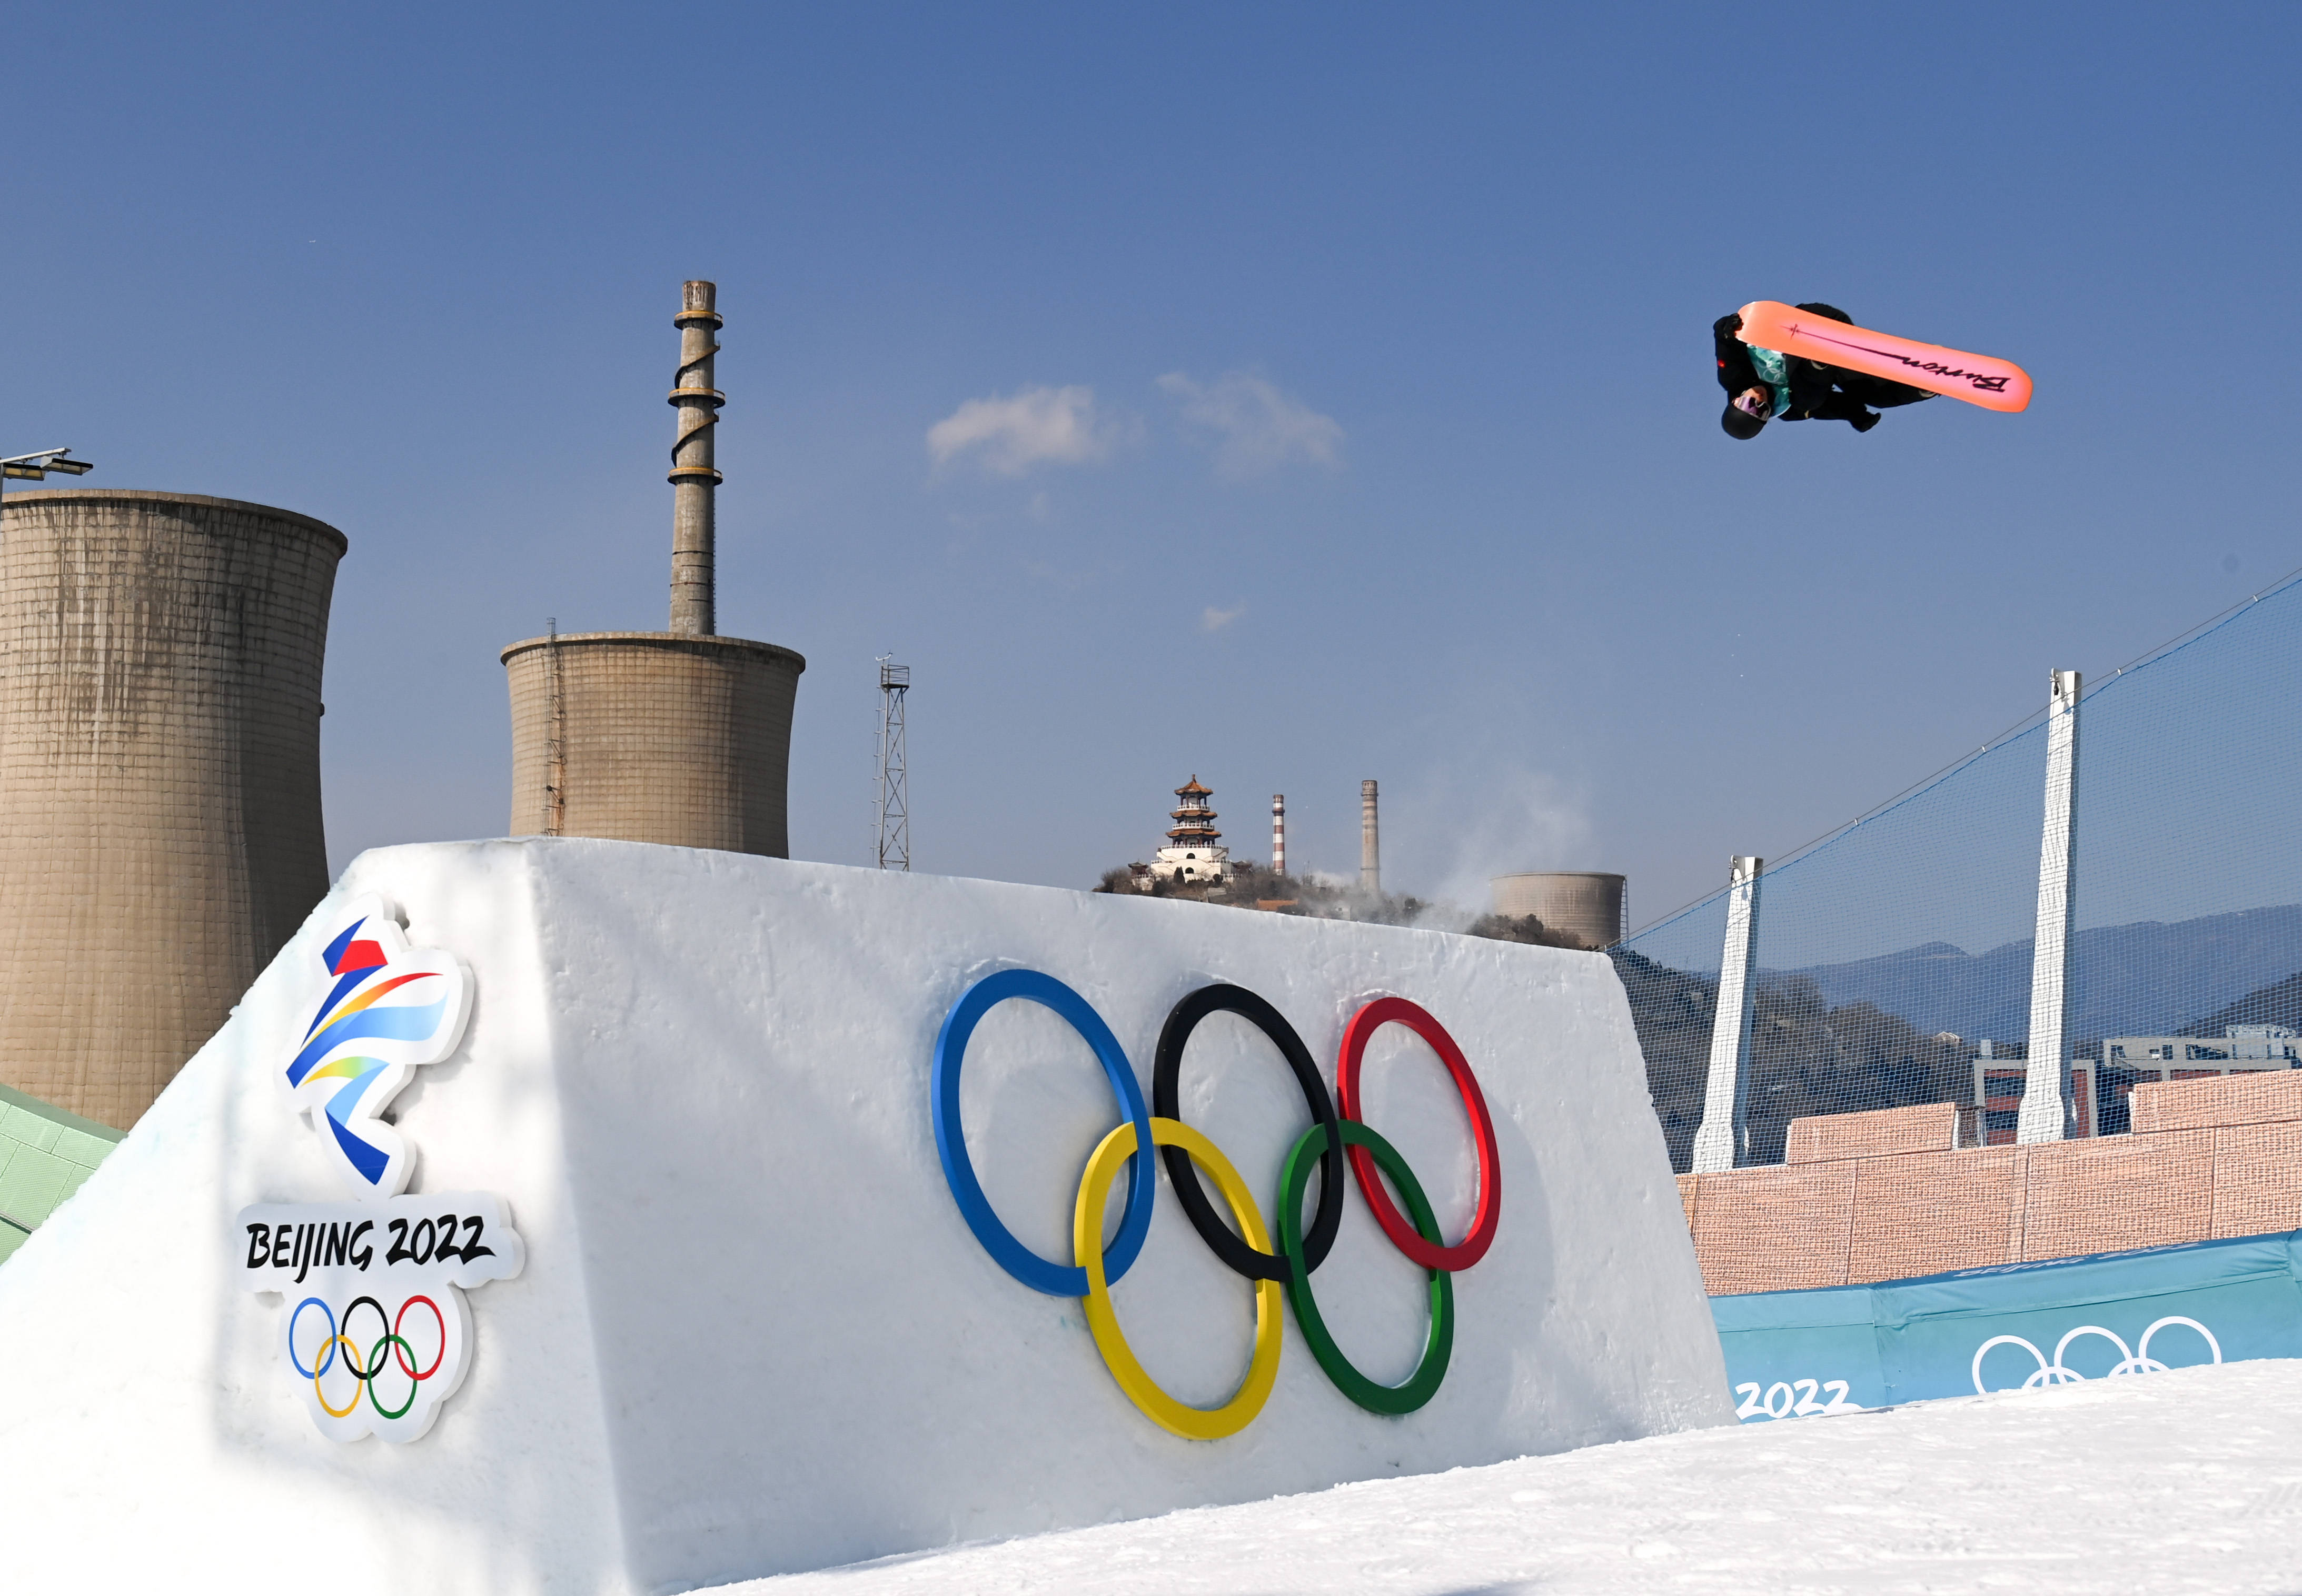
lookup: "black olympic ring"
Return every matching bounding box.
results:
[342,1295,393,1380]
[1152,983,1345,1283]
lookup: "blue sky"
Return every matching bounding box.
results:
[3,4,2296,927]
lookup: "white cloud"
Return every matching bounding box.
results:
[927,385,1117,476]
[1159,371,1344,477]
[1200,603,1246,633]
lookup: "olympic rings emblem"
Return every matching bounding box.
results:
[288,1293,450,1420]
[932,970,1502,1439]
[1970,1315,2223,1395]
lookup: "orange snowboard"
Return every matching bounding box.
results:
[1737,301,2032,413]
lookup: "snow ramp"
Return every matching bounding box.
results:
[0,839,1730,1591]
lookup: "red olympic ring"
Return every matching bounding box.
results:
[392,1294,448,1381]
[1336,995,1501,1271]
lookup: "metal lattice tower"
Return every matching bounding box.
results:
[875,656,910,870]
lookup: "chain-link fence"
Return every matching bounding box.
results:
[1619,571,2302,1173]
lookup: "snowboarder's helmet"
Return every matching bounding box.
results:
[1721,403,1766,441]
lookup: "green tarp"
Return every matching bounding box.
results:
[0,1082,123,1264]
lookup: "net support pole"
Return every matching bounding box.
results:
[1691,855,1763,1173]
[2018,669,2082,1144]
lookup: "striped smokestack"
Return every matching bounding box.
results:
[1271,794,1286,876]
[1360,779,1380,893]
[668,280,723,635]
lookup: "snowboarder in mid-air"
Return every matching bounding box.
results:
[1715,303,1934,439]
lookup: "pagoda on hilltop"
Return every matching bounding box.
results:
[1140,775,1233,892]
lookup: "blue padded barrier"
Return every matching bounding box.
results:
[1712,1229,2302,1422]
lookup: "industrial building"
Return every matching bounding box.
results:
[1974,1026,2300,1143]
[501,281,805,854]
[0,490,344,1129]
[1490,871,1629,949]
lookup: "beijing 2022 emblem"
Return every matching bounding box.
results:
[234,894,525,1443]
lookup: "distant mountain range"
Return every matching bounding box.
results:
[2183,970,2302,1037]
[1769,905,2302,1048]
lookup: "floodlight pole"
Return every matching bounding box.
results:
[0,448,95,511]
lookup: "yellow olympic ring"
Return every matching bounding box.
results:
[315,1334,365,1418]
[1073,1116,1285,1440]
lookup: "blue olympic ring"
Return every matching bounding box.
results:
[289,1296,338,1379]
[931,968,1156,1296]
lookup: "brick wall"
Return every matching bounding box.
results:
[1686,1163,1852,1295]
[1678,1072,2302,1294]
[2131,1069,2302,1132]
[1784,1101,1967,1163]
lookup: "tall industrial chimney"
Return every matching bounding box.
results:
[502,281,805,854]
[668,280,721,635]
[1271,794,1286,876]
[1360,779,1380,894]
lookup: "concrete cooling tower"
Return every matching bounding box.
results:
[0,490,344,1128]
[501,281,805,854]
[501,632,800,851]
[1490,871,1628,949]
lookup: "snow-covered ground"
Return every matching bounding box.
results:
[730,1360,2302,1595]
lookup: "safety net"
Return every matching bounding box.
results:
[1616,570,2302,1173]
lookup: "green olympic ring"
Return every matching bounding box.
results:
[363,1333,422,1419]
[1278,1119,1454,1414]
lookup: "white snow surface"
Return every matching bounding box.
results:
[0,839,1726,1592]
[733,1359,2302,1595]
